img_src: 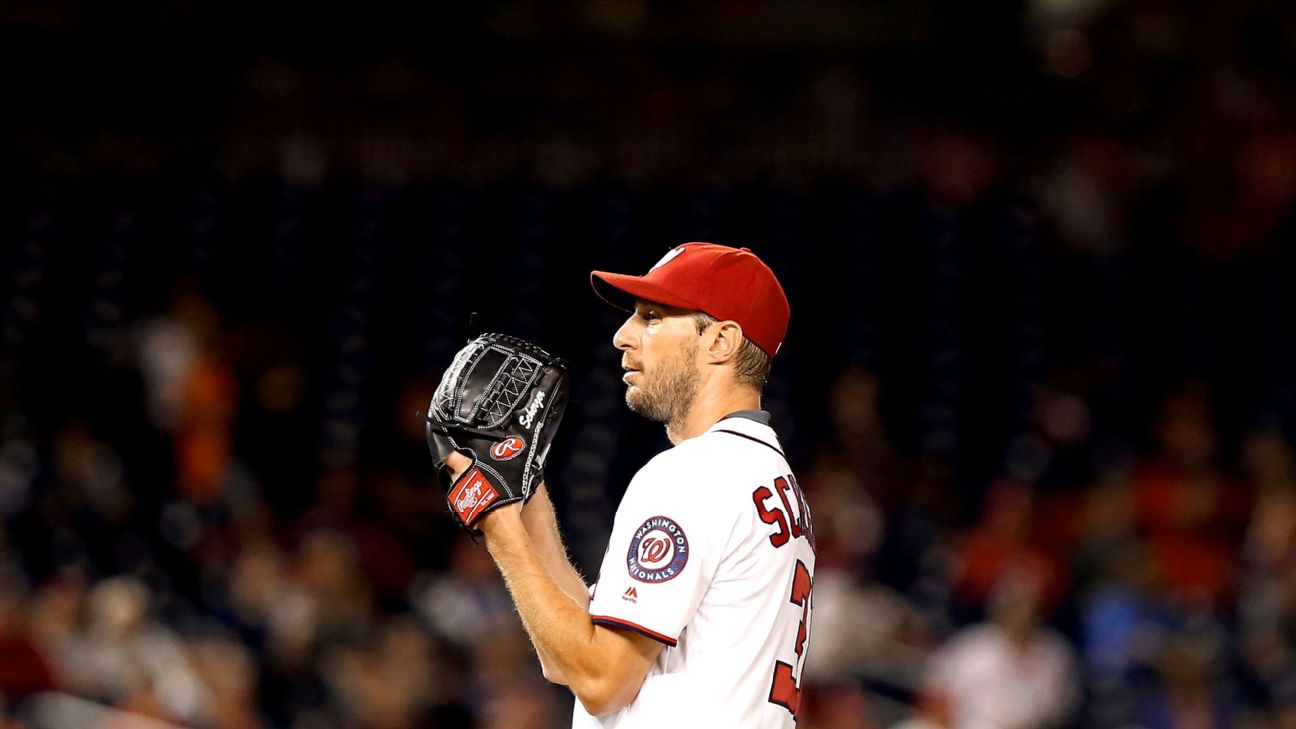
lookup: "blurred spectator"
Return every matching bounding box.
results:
[323,618,450,729]
[1133,383,1250,605]
[0,565,56,703]
[411,535,517,655]
[187,636,265,729]
[1132,624,1233,729]
[145,288,238,507]
[472,628,565,729]
[61,576,203,724]
[270,529,376,670]
[952,480,1064,619]
[913,565,1079,729]
[1042,129,1138,254]
[801,682,880,729]
[1237,429,1296,725]
[135,284,206,434]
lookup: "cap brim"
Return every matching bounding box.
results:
[589,271,701,313]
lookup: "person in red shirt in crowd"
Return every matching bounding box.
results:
[1133,383,1251,604]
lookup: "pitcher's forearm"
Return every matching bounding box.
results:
[481,506,658,715]
[524,485,591,607]
[483,509,604,687]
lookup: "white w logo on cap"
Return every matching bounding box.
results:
[650,245,687,271]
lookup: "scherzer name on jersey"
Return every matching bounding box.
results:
[627,516,689,582]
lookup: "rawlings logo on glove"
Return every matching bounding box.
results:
[490,436,526,461]
[425,333,570,531]
[448,469,499,524]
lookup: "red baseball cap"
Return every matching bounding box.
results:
[590,242,790,357]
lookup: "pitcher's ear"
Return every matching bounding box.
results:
[705,320,745,364]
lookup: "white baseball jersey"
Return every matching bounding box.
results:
[573,412,816,728]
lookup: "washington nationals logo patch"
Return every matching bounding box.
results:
[627,516,689,583]
[490,436,526,461]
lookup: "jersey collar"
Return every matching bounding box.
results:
[706,410,785,458]
[719,409,771,425]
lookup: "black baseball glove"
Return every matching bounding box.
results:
[425,333,570,530]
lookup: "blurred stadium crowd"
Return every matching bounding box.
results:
[4,1,1296,728]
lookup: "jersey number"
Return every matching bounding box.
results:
[768,559,812,722]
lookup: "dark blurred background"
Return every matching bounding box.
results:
[2,1,1296,727]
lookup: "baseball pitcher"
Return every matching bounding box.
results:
[426,243,814,727]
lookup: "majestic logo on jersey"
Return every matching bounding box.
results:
[622,586,639,603]
[626,516,689,583]
[490,435,526,461]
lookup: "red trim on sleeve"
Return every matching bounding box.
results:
[590,615,679,647]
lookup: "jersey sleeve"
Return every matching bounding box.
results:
[586,450,734,646]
